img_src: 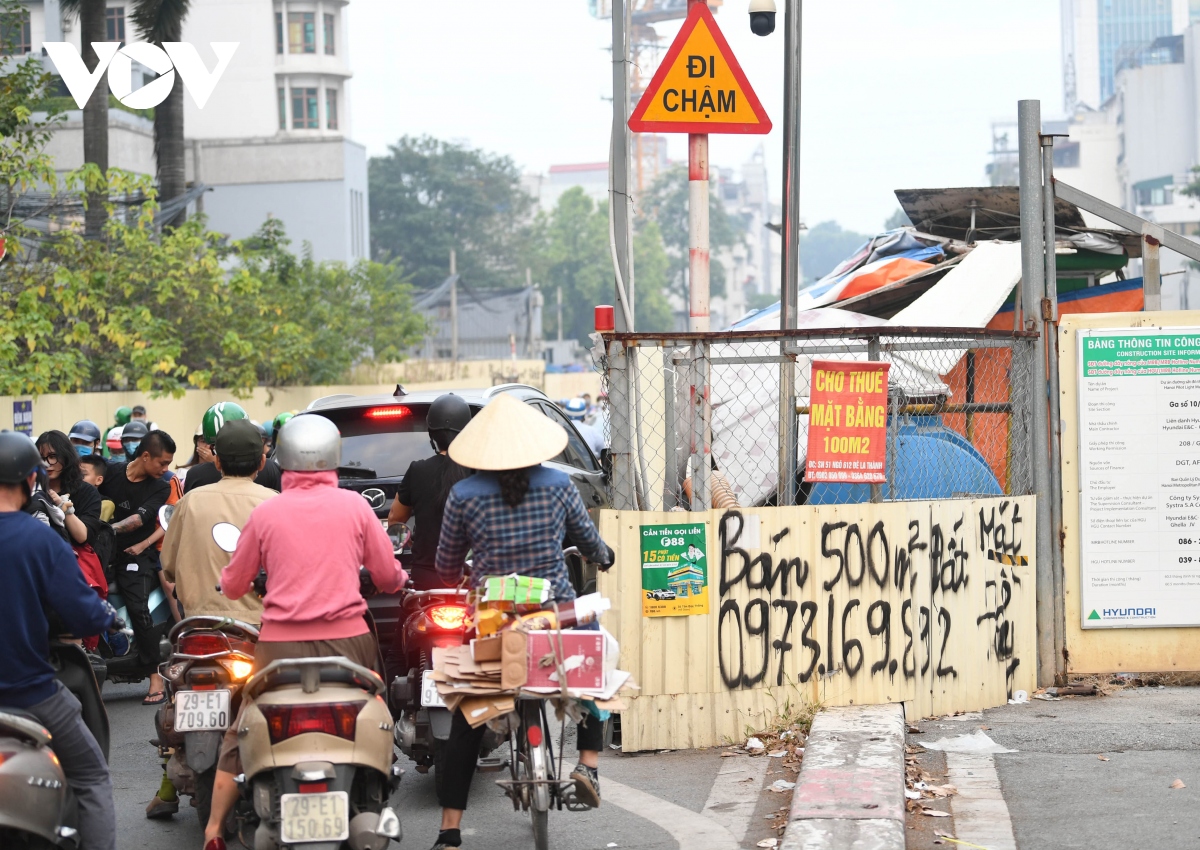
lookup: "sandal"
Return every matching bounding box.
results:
[143,691,167,706]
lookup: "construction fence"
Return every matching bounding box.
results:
[596,328,1040,511]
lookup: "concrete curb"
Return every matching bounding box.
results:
[780,704,906,850]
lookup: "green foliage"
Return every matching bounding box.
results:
[799,220,871,283]
[641,165,742,301]
[884,207,911,230]
[368,136,539,291]
[537,187,673,345]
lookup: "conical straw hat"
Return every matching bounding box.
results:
[449,393,568,471]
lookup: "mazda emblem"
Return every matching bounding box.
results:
[362,488,387,510]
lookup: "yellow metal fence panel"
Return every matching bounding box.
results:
[599,497,1036,751]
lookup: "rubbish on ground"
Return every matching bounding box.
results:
[921,808,951,817]
[928,784,958,797]
[917,730,1016,754]
[1046,684,1098,696]
[769,751,786,758]
[1097,755,1110,761]
[768,779,796,792]
[906,789,923,800]
[607,844,618,848]
[908,724,921,733]
[1009,689,1029,704]
[1171,779,1187,789]
[1032,693,1062,701]
[746,737,765,750]
[756,840,779,848]
[721,751,738,757]
[947,712,983,721]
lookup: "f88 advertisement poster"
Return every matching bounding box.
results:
[640,522,710,617]
[804,359,890,484]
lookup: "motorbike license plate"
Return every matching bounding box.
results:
[421,670,446,708]
[173,689,231,732]
[279,791,350,844]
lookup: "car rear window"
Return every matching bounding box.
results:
[318,404,434,480]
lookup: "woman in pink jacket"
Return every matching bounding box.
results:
[203,415,407,850]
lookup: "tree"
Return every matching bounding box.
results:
[368,136,539,291]
[537,187,672,345]
[798,220,871,283]
[131,0,191,228]
[641,165,742,302]
[59,0,110,237]
[884,208,911,230]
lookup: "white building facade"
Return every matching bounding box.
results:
[16,0,368,263]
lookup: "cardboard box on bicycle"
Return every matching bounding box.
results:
[472,630,529,690]
[472,629,604,690]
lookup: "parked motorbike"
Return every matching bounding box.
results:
[236,657,403,850]
[154,616,259,825]
[0,641,111,849]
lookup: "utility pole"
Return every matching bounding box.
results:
[777,0,803,505]
[611,0,635,332]
[449,248,458,363]
[1017,99,1056,688]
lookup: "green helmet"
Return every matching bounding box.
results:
[271,411,295,441]
[114,406,133,426]
[202,401,249,443]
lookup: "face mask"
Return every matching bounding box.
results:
[123,445,138,461]
[76,445,93,457]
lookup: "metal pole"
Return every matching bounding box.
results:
[611,0,635,332]
[1143,232,1162,311]
[688,133,710,331]
[449,248,458,363]
[1018,99,1056,689]
[1042,136,1067,685]
[778,0,802,505]
[868,335,882,504]
[692,339,711,510]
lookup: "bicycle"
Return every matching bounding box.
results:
[495,696,590,850]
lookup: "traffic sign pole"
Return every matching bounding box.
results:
[688,131,709,332]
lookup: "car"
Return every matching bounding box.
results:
[646,588,677,601]
[294,383,611,678]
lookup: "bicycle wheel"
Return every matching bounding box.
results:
[524,701,551,850]
[532,807,549,850]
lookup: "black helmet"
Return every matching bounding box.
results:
[120,419,150,457]
[0,432,43,485]
[427,394,471,433]
[68,419,103,443]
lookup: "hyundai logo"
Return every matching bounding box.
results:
[362,488,387,510]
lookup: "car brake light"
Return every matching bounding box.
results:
[527,725,543,748]
[364,405,412,420]
[429,605,468,630]
[261,703,363,744]
[178,632,229,656]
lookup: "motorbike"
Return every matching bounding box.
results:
[237,657,403,850]
[154,616,259,826]
[0,641,112,849]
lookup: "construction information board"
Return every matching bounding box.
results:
[1078,327,1200,628]
[640,522,709,618]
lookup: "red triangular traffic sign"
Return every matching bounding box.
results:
[629,3,771,135]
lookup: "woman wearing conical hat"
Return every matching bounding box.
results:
[431,394,615,850]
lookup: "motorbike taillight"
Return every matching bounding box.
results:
[429,605,468,630]
[261,703,363,744]
[178,631,229,656]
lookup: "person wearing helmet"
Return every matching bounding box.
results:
[0,432,120,850]
[202,415,407,850]
[118,419,150,463]
[185,402,282,494]
[271,410,295,445]
[563,397,606,458]
[387,393,473,589]
[68,419,104,456]
[430,395,615,849]
[102,406,133,458]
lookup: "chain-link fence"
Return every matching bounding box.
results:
[594,328,1039,511]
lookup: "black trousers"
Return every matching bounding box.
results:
[436,707,604,811]
[114,552,161,669]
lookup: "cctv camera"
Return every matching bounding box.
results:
[749,0,776,36]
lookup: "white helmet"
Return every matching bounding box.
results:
[274,415,341,471]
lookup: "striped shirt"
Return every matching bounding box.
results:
[435,465,608,602]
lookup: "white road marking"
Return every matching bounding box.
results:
[945,753,1018,850]
[606,778,742,850]
[702,754,771,842]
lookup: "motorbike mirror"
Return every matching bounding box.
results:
[212,522,241,553]
[158,637,172,663]
[157,504,175,530]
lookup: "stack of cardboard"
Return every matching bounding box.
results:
[432,628,637,728]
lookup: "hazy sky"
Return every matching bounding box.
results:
[348,0,1062,234]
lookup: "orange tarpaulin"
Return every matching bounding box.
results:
[838,258,935,301]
